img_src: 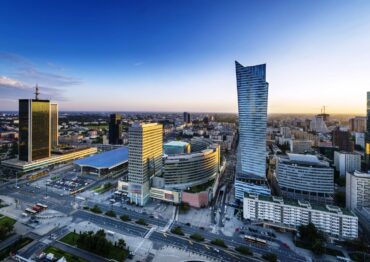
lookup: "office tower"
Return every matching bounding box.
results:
[109,113,123,144]
[346,171,370,210]
[183,112,191,124]
[128,123,163,206]
[334,151,361,177]
[366,92,370,168]
[234,61,270,201]
[349,116,366,132]
[276,154,334,204]
[19,96,51,162]
[332,127,354,152]
[50,103,58,148]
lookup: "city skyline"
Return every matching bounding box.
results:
[1,1,370,114]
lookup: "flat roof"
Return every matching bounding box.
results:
[287,153,320,164]
[74,147,128,170]
[164,141,189,147]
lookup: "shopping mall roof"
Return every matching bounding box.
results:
[164,141,189,147]
[74,147,128,170]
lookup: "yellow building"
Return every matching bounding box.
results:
[128,123,163,206]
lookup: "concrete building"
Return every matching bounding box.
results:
[235,61,270,200]
[276,154,334,204]
[332,127,354,152]
[346,171,370,210]
[334,151,361,177]
[290,139,312,154]
[354,132,365,149]
[349,116,366,133]
[163,144,220,189]
[128,123,163,206]
[310,115,328,133]
[163,141,190,155]
[243,193,358,239]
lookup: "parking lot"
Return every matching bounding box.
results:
[44,172,94,195]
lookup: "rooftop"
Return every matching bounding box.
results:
[74,147,128,170]
[164,141,189,147]
[245,193,355,217]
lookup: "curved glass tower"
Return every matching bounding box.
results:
[235,61,270,200]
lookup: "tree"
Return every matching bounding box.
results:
[235,246,252,256]
[117,239,126,249]
[262,252,277,262]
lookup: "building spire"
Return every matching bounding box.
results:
[35,84,40,100]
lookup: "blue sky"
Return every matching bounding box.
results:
[1,0,370,113]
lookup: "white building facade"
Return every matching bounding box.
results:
[243,194,358,239]
[334,151,361,177]
[346,171,370,210]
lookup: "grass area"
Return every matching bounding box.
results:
[171,226,184,236]
[60,232,79,246]
[235,245,253,256]
[43,246,87,262]
[120,215,131,222]
[93,182,114,194]
[210,239,227,248]
[184,179,214,193]
[0,216,16,226]
[135,218,148,226]
[0,237,32,260]
[60,231,128,261]
[190,233,204,242]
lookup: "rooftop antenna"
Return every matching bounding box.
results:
[35,84,40,100]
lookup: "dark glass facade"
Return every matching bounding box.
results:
[50,104,58,147]
[366,92,370,168]
[109,113,122,144]
[19,100,30,161]
[31,100,50,160]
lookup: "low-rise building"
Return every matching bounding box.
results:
[243,193,358,239]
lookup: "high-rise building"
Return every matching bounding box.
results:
[334,151,361,177]
[128,123,163,206]
[183,112,191,124]
[349,116,366,133]
[50,103,58,148]
[346,171,370,210]
[366,92,370,168]
[332,127,354,152]
[19,98,51,162]
[235,61,270,200]
[109,113,123,144]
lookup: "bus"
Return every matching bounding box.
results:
[25,208,37,214]
[36,203,48,209]
[244,235,267,245]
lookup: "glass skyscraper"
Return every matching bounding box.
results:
[50,103,58,148]
[109,113,123,144]
[235,61,270,201]
[366,92,370,168]
[18,99,51,162]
